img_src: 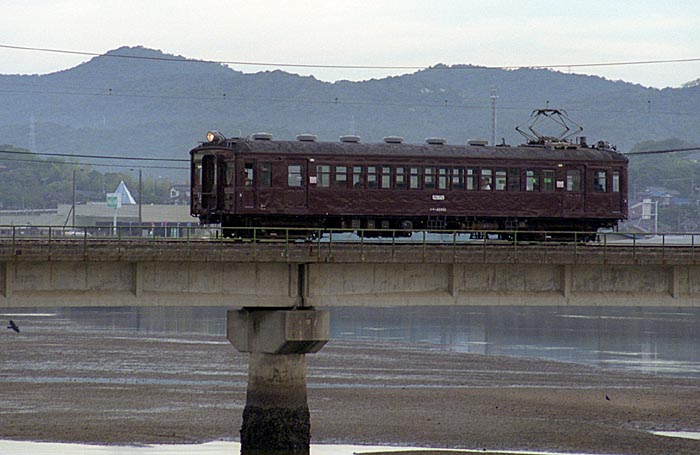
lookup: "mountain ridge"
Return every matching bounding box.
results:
[1,46,699,178]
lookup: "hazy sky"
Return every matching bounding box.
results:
[1,0,699,88]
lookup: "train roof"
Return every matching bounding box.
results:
[193,137,628,163]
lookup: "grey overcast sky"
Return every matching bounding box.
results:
[1,0,699,88]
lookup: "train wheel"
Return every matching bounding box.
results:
[222,227,236,239]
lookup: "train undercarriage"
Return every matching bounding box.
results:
[211,214,615,241]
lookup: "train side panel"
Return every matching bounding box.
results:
[190,138,628,233]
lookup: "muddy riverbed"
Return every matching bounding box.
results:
[1,319,700,454]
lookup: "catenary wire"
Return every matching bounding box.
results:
[623,146,700,156]
[0,155,188,170]
[2,43,700,71]
[3,44,700,119]
[0,148,188,162]
[2,142,698,161]
[0,89,700,117]
[2,85,700,119]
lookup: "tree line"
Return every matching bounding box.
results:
[0,145,176,210]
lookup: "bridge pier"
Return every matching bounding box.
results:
[227,308,330,455]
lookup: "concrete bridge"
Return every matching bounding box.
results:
[1,235,699,308]
[3,234,699,454]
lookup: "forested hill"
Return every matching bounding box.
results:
[1,46,699,179]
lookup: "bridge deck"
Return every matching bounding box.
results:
[1,237,698,265]
[1,236,699,308]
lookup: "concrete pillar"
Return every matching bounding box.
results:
[227,308,330,455]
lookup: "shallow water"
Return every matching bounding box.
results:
[652,431,700,440]
[3,306,700,377]
[2,307,699,454]
[0,440,619,455]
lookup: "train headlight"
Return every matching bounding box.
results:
[206,131,225,144]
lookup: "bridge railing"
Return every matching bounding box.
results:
[0,224,697,263]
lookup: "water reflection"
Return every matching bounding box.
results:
[330,306,700,376]
[3,306,700,377]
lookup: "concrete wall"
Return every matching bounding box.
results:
[306,263,700,307]
[1,258,699,308]
[0,261,298,307]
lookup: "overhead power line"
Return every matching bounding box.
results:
[2,141,698,161]
[625,148,695,156]
[2,43,700,71]
[2,85,700,119]
[0,156,187,170]
[0,149,188,170]
[0,148,188,162]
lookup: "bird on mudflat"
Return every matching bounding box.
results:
[7,320,20,333]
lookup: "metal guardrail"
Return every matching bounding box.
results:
[0,225,697,264]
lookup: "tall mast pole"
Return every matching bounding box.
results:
[490,87,498,146]
[72,168,76,229]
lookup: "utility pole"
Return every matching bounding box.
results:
[138,169,143,227]
[72,168,76,229]
[490,88,498,146]
[654,200,659,235]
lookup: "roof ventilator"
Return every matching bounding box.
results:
[340,135,361,143]
[468,140,488,146]
[251,132,273,141]
[425,137,446,145]
[383,136,404,144]
[296,133,318,142]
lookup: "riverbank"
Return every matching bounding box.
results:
[1,324,700,454]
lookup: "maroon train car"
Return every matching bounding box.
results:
[190,131,627,239]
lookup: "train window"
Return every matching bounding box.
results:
[507,168,520,191]
[495,169,507,191]
[452,168,465,190]
[193,157,203,187]
[612,171,620,193]
[480,169,492,190]
[526,170,539,191]
[424,167,435,189]
[381,166,391,189]
[395,167,407,189]
[367,166,378,188]
[352,166,364,188]
[466,169,476,190]
[542,170,555,192]
[244,162,254,186]
[409,167,420,189]
[438,168,449,190]
[288,165,303,187]
[317,165,330,187]
[334,166,347,188]
[259,163,272,187]
[566,169,581,192]
[594,170,607,193]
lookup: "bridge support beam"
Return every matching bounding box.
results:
[227,308,330,455]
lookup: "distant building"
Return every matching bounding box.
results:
[0,203,198,237]
[169,184,191,204]
[639,186,680,207]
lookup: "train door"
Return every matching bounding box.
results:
[200,154,217,210]
[222,158,235,213]
[611,169,625,215]
[285,162,308,210]
[239,160,256,210]
[562,167,585,215]
[587,168,611,215]
[256,161,274,211]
